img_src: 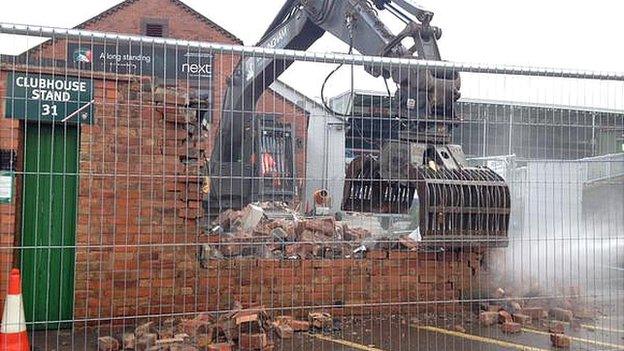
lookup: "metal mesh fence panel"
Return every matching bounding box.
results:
[0,23,622,351]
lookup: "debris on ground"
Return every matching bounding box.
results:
[473,284,601,339]
[96,304,331,350]
[550,333,571,348]
[308,312,334,330]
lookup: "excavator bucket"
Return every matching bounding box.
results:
[342,144,510,247]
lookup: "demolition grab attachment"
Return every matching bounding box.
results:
[342,142,511,247]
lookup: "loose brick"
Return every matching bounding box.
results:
[549,308,573,322]
[550,333,571,348]
[122,333,135,350]
[274,324,294,339]
[479,312,499,326]
[548,322,565,334]
[499,310,513,323]
[308,312,333,329]
[512,313,531,325]
[289,320,310,332]
[501,322,522,334]
[98,336,120,351]
[521,307,548,320]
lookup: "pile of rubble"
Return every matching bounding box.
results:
[97,304,335,351]
[201,202,418,260]
[475,286,601,349]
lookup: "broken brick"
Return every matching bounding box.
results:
[289,320,310,332]
[308,312,333,329]
[135,321,155,338]
[550,333,571,348]
[512,313,531,325]
[122,333,135,350]
[499,310,513,324]
[548,322,565,334]
[501,322,522,334]
[479,311,499,326]
[98,336,120,351]
[549,308,574,322]
[274,324,294,339]
[521,307,548,320]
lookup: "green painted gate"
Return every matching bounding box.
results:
[21,123,78,330]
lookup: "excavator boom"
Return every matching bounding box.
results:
[205,0,511,246]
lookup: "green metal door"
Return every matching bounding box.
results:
[21,123,78,330]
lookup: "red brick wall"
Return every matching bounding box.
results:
[0,72,21,312]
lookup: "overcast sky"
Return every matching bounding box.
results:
[1,0,623,109]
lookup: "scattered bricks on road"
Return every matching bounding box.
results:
[479,311,499,326]
[501,322,522,334]
[308,312,333,329]
[239,333,269,350]
[273,324,294,339]
[550,333,571,348]
[289,319,310,332]
[98,336,120,351]
[136,333,157,351]
[512,313,531,325]
[499,310,513,324]
[549,308,574,322]
[548,322,565,334]
[122,333,135,350]
[208,343,234,351]
[521,307,548,320]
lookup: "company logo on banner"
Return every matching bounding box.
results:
[67,42,213,82]
[73,48,93,63]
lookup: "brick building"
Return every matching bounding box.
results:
[0,0,310,327]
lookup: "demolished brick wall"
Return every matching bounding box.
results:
[196,250,488,318]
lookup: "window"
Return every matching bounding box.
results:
[142,19,168,38]
[0,150,16,171]
[145,23,164,37]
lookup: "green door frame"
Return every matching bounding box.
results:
[21,122,78,330]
